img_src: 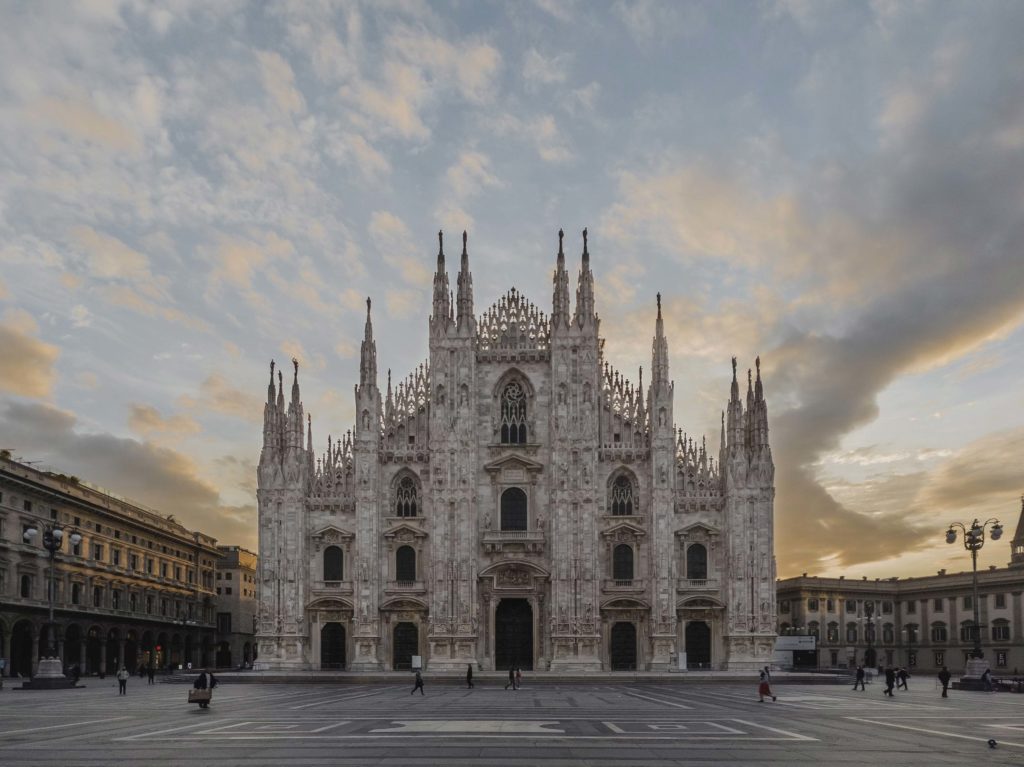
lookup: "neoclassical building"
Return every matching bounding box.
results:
[256,230,776,672]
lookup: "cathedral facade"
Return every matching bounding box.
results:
[256,230,776,672]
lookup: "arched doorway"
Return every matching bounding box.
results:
[864,647,877,668]
[495,599,533,670]
[216,641,231,668]
[685,621,711,669]
[393,622,418,670]
[86,627,102,674]
[321,623,346,669]
[64,624,83,671]
[106,629,119,672]
[125,631,139,673]
[243,642,252,666]
[610,622,637,670]
[140,631,154,669]
[10,620,34,678]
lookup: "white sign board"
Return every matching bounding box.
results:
[774,636,816,651]
[411,655,422,670]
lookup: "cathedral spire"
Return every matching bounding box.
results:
[754,355,763,401]
[456,231,475,332]
[307,412,313,452]
[1009,496,1024,568]
[359,297,378,389]
[551,228,571,330]
[573,228,596,328]
[651,292,669,388]
[291,357,301,404]
[276,369,284,409]
[432,230,451,332]
[267,359,276,404]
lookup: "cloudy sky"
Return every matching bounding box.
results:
[1,0,1023,578]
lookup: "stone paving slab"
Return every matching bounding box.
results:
[1,681,1021,765]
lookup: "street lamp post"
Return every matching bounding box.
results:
[22,523,82,687]
[863,601,876,668]
[945,518,1003,679]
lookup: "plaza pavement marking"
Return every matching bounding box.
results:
[0,717,130,738]
[847,716,1024,749]
[288,686,397,709]
[370,720,565,734]
[621,689,694,709]
[198,720,351,735]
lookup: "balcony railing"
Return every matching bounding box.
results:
[602,578,646,592]
[481,529,545,541]
[677,578,719,591]
[386,580,426,592]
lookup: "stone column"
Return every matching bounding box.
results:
[79,640,87,674]
[99,639,108,676]
[118,640,126,669]
[31,631,40,676]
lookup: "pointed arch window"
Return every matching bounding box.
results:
[686,544,708,580]
[500,487,528,531]
[396,546,416,583]
[500,381,528,444]
[395,476,419,517]
[324,546,344,581]
[610,475,635,516]
[613,544,634,582]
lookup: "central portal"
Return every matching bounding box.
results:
[495,598,533,670]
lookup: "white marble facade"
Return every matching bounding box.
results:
[256,230,776,672]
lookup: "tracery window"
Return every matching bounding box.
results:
[395,476,418,517]
[500,381,528,444]
[610,475,635,516]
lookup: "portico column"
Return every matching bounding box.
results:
[31,631,40,676]
[58,637,65,667]
[118,639,126,668]
[79,639,87,672]
[99,639,108,676]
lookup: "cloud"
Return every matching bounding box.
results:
[69,304,92,328]
[433,150,501,230]
[488,113,573,163]
[522,49,570,89]
[178,373,263,423]
[0,309,60,397]
[368,211,433,287]
[257,50,306,115]
[128,404,202,440]
[385,288,421,320]
[0,400,256,547]
[0,278,8,299]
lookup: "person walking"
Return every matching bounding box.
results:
[193,669,209,690]
[981,668,993,692]
[116,666,129,695]
[411,669,425,696]
[466,664,474,689]
[883,666,896,696]
[505,667,515,691]
[758,670,777,702]
[853,665,866,691]
[897,667,909,690]
[938,666,951,698]
[515,667,522,690]
[147,664,155,685]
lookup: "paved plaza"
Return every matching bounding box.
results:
[1,679,1023,765]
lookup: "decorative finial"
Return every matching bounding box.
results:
[558,228,564,255]
[756,355,761,377]
[270,359,275,377]
[462,230,467,254]
[582,227,588,255]
[731,356,737,380]
[366,296,371,317]
[748,368,752,389]
[293,357,299,378]
[438,230,444,255]
[278,369,282,387]
[656,292,662,318]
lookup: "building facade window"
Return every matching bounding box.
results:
[963,596,972,610]
[882,624,894,644]
[395,475,419,517]
[933,598,944,612]
[323,546,344,581]
[994,593,1006,609]
[846,623,858,643]
[959,621,975,642]
[71,582,81,604]
[612,544,634,582]
[846,600,857,613]
[395,545,416,582]
[499,381,528,444]
[93,585,103,607]
[826,598,835,612]
[807,598,819,612]
[992,620,1010,642]
[934,651,944,667]
[808,621,820,641]
[996,651,1007,667]
[20,574,32,598]
[780,600,790,613]
[609,474,635,516]
[500,487,528,531]
[881,601,892,614]
[826,622,839,643]
[906,600,916,614]
[686,544,708,580]
[931,623,948,642]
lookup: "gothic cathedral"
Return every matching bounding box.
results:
[256,230,776,672]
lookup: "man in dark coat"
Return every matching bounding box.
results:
[938,666,951,697]
[505,667,515,690]
[193,670,209,690]
[466,664,474,689]
[897,667,909,690]
[411,669,424,696]
[883,666,896,696]
[853,665,866,691]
